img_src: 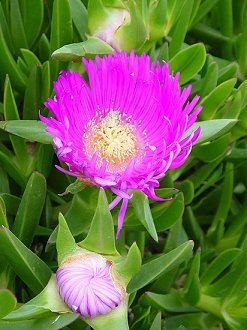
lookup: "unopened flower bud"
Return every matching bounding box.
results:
[87,1,146,52]
[56,252,124,318]
[93,9,130,50]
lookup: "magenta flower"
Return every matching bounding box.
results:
[56,253,124,318]
[41,51,202,237]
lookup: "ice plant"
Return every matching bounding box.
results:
[40,51,202,237]
[56,252,124,318]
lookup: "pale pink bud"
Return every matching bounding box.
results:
[56,252,124,318]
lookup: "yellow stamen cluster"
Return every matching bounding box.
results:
[85,111,138,170]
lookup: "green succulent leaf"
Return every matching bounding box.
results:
[169,43,206,84]
[201,248,242,288]
[150,312,161,330]
[0,289,17,318]
[0,196,8,228]
[56,213,80,265]
[52,37,114,61]
[69,0,88,40]
[12,172,46,248]
[199,78,236,120]
[116,242,142,285]
[0,26,27,93]
[0,226,52,294]
[3,275,70,320]
[21,0,44,48]
[0,314,79,330]
[141,291,195,313]
[127,241,194,293]
[79,189,118,255]
[187,119,238,145]
[0,120,52,144]
[130,190,158,241]
[59,179,86,196]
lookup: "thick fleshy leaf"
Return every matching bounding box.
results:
[174,181,194,205]
[0,314,78,330]
[200,61,218,98]
[79,189,118,255]
[0,196,8,227]
[215,88,242,120]
[193,134,229,162]
[140,291,195,313]
[0,194,20,216]
[59,179,85,196]
[0,148,26,188]
[116,242,142,285]
[41,61,51,103]
[169,0,199,59]
[50,0,73,80]
[0,289,17,318]
[218,62,238,84]
[3,275,70,320]
[169,43,206,85]
[130,190,158,241]
[0,120,52,144]
[0,226,52,294]
[183,249,201,305]
[0,26,27,93]
[47,188,98,247]
[21,0,44,48]
[199,78,236,120]
[36,144,54,178]
[0,166,10,195]
[56,213,79,265]
[68,0,88,40]
[186,119,238,145]
[166,0,186,35]
[201,249,242,287]
[50,0,73,52]
[3,76,28,168]
[149,0,167,41]
[12,172,46,248]
[52,37,114,61]
[10,0,28,53]
[187,158,222,190]
[191,0,221,26]
[150,312,161,330]
[207,162,234,243]
[23,65,42,120]
[238,2,247,75]
[0,3,14,54]
[38,33,51,63]
[20,49,41,72]
[127,241,194,293]
[152,192,184,231]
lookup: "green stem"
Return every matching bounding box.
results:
[197,294,222,319]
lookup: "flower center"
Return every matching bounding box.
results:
[84,111,138,171]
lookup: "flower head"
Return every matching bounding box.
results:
[41,51,202,237]
[56,252,124,318]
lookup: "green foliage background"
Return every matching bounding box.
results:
[0,0,247,329]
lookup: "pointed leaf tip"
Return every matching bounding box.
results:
[57,213,78,265]
[117,242,142,285]
[79,189,118,255]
